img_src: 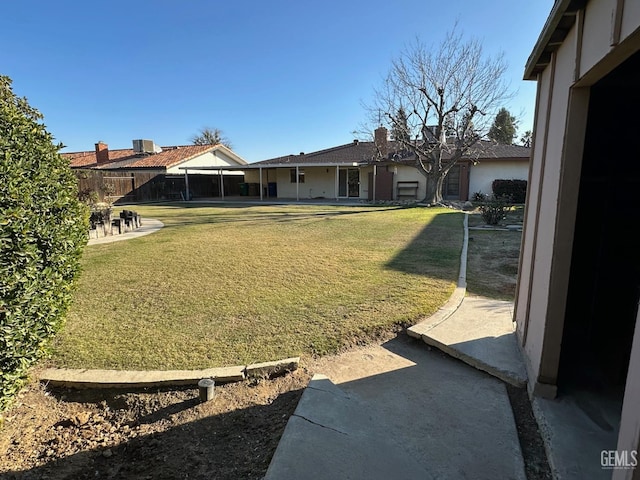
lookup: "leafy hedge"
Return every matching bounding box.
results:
[478,195,511,225]
[492,179,527,204]
[0,76,88,412]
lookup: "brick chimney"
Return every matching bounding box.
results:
[374,126,388,158]
[95,142,109,164]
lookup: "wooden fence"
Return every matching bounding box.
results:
[75,170,160,203]
[74,169,243,203]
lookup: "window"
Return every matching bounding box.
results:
[290,168,305,183]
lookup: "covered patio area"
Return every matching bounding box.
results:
[180,162,398,203]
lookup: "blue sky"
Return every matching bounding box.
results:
[1,1,553,162]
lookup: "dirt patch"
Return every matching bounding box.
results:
[1,341,552,480]
[507,384,553,480]
[0,369,311,479]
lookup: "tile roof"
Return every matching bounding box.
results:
[63,145,221,170]
[461,141,531,160]
[251,139,530,167]
[252,141,380,166]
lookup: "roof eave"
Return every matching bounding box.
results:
[180,161,362,170]
[213,144,249,165]
[524,0,587,80]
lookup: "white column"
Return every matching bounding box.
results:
[184,169,190,201]
[372,164,377,202]
[296,166,300,201]
[220,169,225,199]
[335,165,339,200]
[259,167,263,201]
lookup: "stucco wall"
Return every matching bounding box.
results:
[516,0,640,393]
[242,169,279,185]
[166,150,244,175]
[393,165,426,200]
[468,161,528,197]
[580,0,640,79]
[244,166,374,199]
[274,167,343,199]
[243,170,261,183]
[516,26,577,387]
[515,65,549,369]
[622,0,640,42]
[580,0,619,75]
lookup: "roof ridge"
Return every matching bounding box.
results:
[304,141,369,158]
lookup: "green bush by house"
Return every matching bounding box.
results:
[0,76,88,413]
[492,179,527,204]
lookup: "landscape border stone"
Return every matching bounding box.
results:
[245,357,300,379]
[407,213,468,338]
[38,357,299,390]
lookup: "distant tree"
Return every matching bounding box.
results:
[520,130,532,148]
[488,108,517,144]
[191,127,232,149]
[390,107,411,144]
[367,28,513,204]
[0,75,88,412]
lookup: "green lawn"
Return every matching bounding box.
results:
[51,204,463,370]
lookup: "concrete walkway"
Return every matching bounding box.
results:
[266,337,526,480]
[266,212,531,479]
[408,296,527,387]
[87,218,164,245]
[407,213,527,387]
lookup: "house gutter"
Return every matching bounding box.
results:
[246,162,361,169]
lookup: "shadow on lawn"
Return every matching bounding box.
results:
[6,385,304,480]
[385,211,463,280]
[156,204,405,229]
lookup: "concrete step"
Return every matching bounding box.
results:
[408,296,528,387]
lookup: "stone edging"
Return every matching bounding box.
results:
[38,357,300,389]
[407,213,469,338]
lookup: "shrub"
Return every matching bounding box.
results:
[479,195,511,225]
[471,191,487,203]
[0,76,88,412]
[492,179,527,204]
[79,188,99,206]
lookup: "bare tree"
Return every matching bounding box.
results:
[368,29,513,203]
[191,127,232,149]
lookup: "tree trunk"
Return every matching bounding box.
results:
[415,151,450,204]
[422,172,445,204]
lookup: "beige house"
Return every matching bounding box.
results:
[242,129,530,202]
[65,140,247,201]
[517,0,640,478]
